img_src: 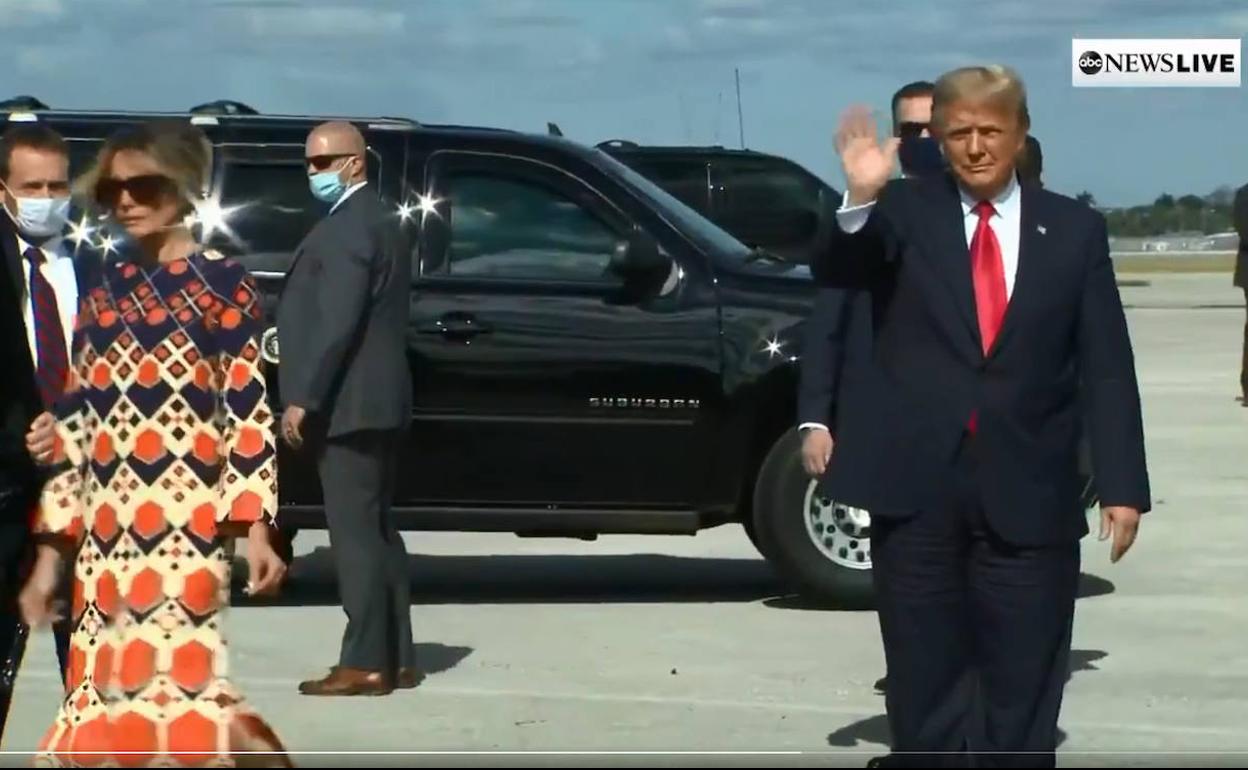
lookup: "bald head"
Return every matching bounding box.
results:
[305,121,367,184]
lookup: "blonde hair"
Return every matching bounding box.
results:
[75,121,213,213]
[932,65,1030,131]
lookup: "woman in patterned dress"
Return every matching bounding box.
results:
[18,121,291,767]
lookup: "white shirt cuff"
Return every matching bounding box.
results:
[835,190,875,234]
[799,423,830,433]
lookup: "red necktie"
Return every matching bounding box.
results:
[970,201,1008,354]
[967,201,1007,434]
[27,247,70,408]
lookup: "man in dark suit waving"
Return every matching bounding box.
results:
[277,121,416,696]
[814,66,1150,766]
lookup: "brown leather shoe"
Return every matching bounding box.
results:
[396,667,425,690]
[298,667,393,696]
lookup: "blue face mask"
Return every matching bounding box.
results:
[2,186,71,238]
[898,136,945,179]
[309,169,347,204]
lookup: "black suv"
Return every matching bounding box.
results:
[4,100,1093,606]
[598,141,835,265]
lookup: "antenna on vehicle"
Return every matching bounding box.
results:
[735,67,746,150]
[547,122,564,137]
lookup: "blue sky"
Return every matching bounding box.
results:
[4,0,1246,206]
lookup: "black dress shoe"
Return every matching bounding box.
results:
[866,755,904,769]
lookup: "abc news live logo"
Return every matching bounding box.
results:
[1073,39,1241,87]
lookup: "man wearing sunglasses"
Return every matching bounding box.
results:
[0,124,99,739]
[799,81,937,698]
[277,121,416,696]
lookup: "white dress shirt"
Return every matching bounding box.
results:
[331,181,369,214]
[15,233,78,367]
[799,174,1023,435]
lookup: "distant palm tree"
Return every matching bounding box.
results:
[1075,191,1096,207]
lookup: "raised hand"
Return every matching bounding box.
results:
[834,105,900,206]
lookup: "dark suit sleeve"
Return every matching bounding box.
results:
[1076,213,1151,512]
[286,226,375,414]
[1233,183,1248,238]
[810,182,900,289]
[798,288,849,430]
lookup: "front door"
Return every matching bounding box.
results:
[400,150,721,510]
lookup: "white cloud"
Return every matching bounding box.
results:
[0,0,64,26]
[239,6,406,38]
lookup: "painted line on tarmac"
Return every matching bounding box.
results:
[14,667,1248,740]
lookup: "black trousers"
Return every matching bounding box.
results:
[1239,288,1248,399]
[0,530,70,740]
[317,429,414,674]
[871,440,1079,768]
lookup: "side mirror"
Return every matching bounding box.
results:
[795,210,819,240]
[609,228,671,286]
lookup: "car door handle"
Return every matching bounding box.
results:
[418,315,492,338]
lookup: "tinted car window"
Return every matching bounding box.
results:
[615,158,711,215]
[713,157,825,258]
[212,161,321,256]
[66,138,103,178]
[591,150,751,261]
[440,172,618,282]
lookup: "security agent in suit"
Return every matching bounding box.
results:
[815,66,1150,767]
[277,122,417,697]
[800,80,939,474]
[0,214,43,740]
[799,82,941,700]
[1233,182,1248,404]
[0,125,102,736]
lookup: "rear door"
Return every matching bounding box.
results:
[206,131,400,506]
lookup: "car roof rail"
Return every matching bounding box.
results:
[0,94,50,111]
[189,100,260,116]
[596,139,639,149]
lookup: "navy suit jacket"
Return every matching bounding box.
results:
[797,288,872,433]
[811,173,1150,546]
[0,218,102,589]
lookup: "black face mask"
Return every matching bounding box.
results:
[898,136,945,178]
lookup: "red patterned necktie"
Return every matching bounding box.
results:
[26,246,70,408]
[967,201,1007,434]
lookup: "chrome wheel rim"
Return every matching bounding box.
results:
[803,479,873,570]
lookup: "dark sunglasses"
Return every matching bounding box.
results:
[897,121,930,139]
[306,154,356,172]
[95,174,177,206]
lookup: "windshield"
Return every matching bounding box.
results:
[591,149,751,259]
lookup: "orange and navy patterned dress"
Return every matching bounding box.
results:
[34,252,288,767]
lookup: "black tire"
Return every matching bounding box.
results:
[742,516,773,560]
[751,428,875,609]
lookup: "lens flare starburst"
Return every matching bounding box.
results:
[397,192,442,224]
[186,189,249,249]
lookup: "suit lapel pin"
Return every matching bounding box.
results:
[1036,224,1047,235]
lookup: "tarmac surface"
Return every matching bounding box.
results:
[2,272,1246,767]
